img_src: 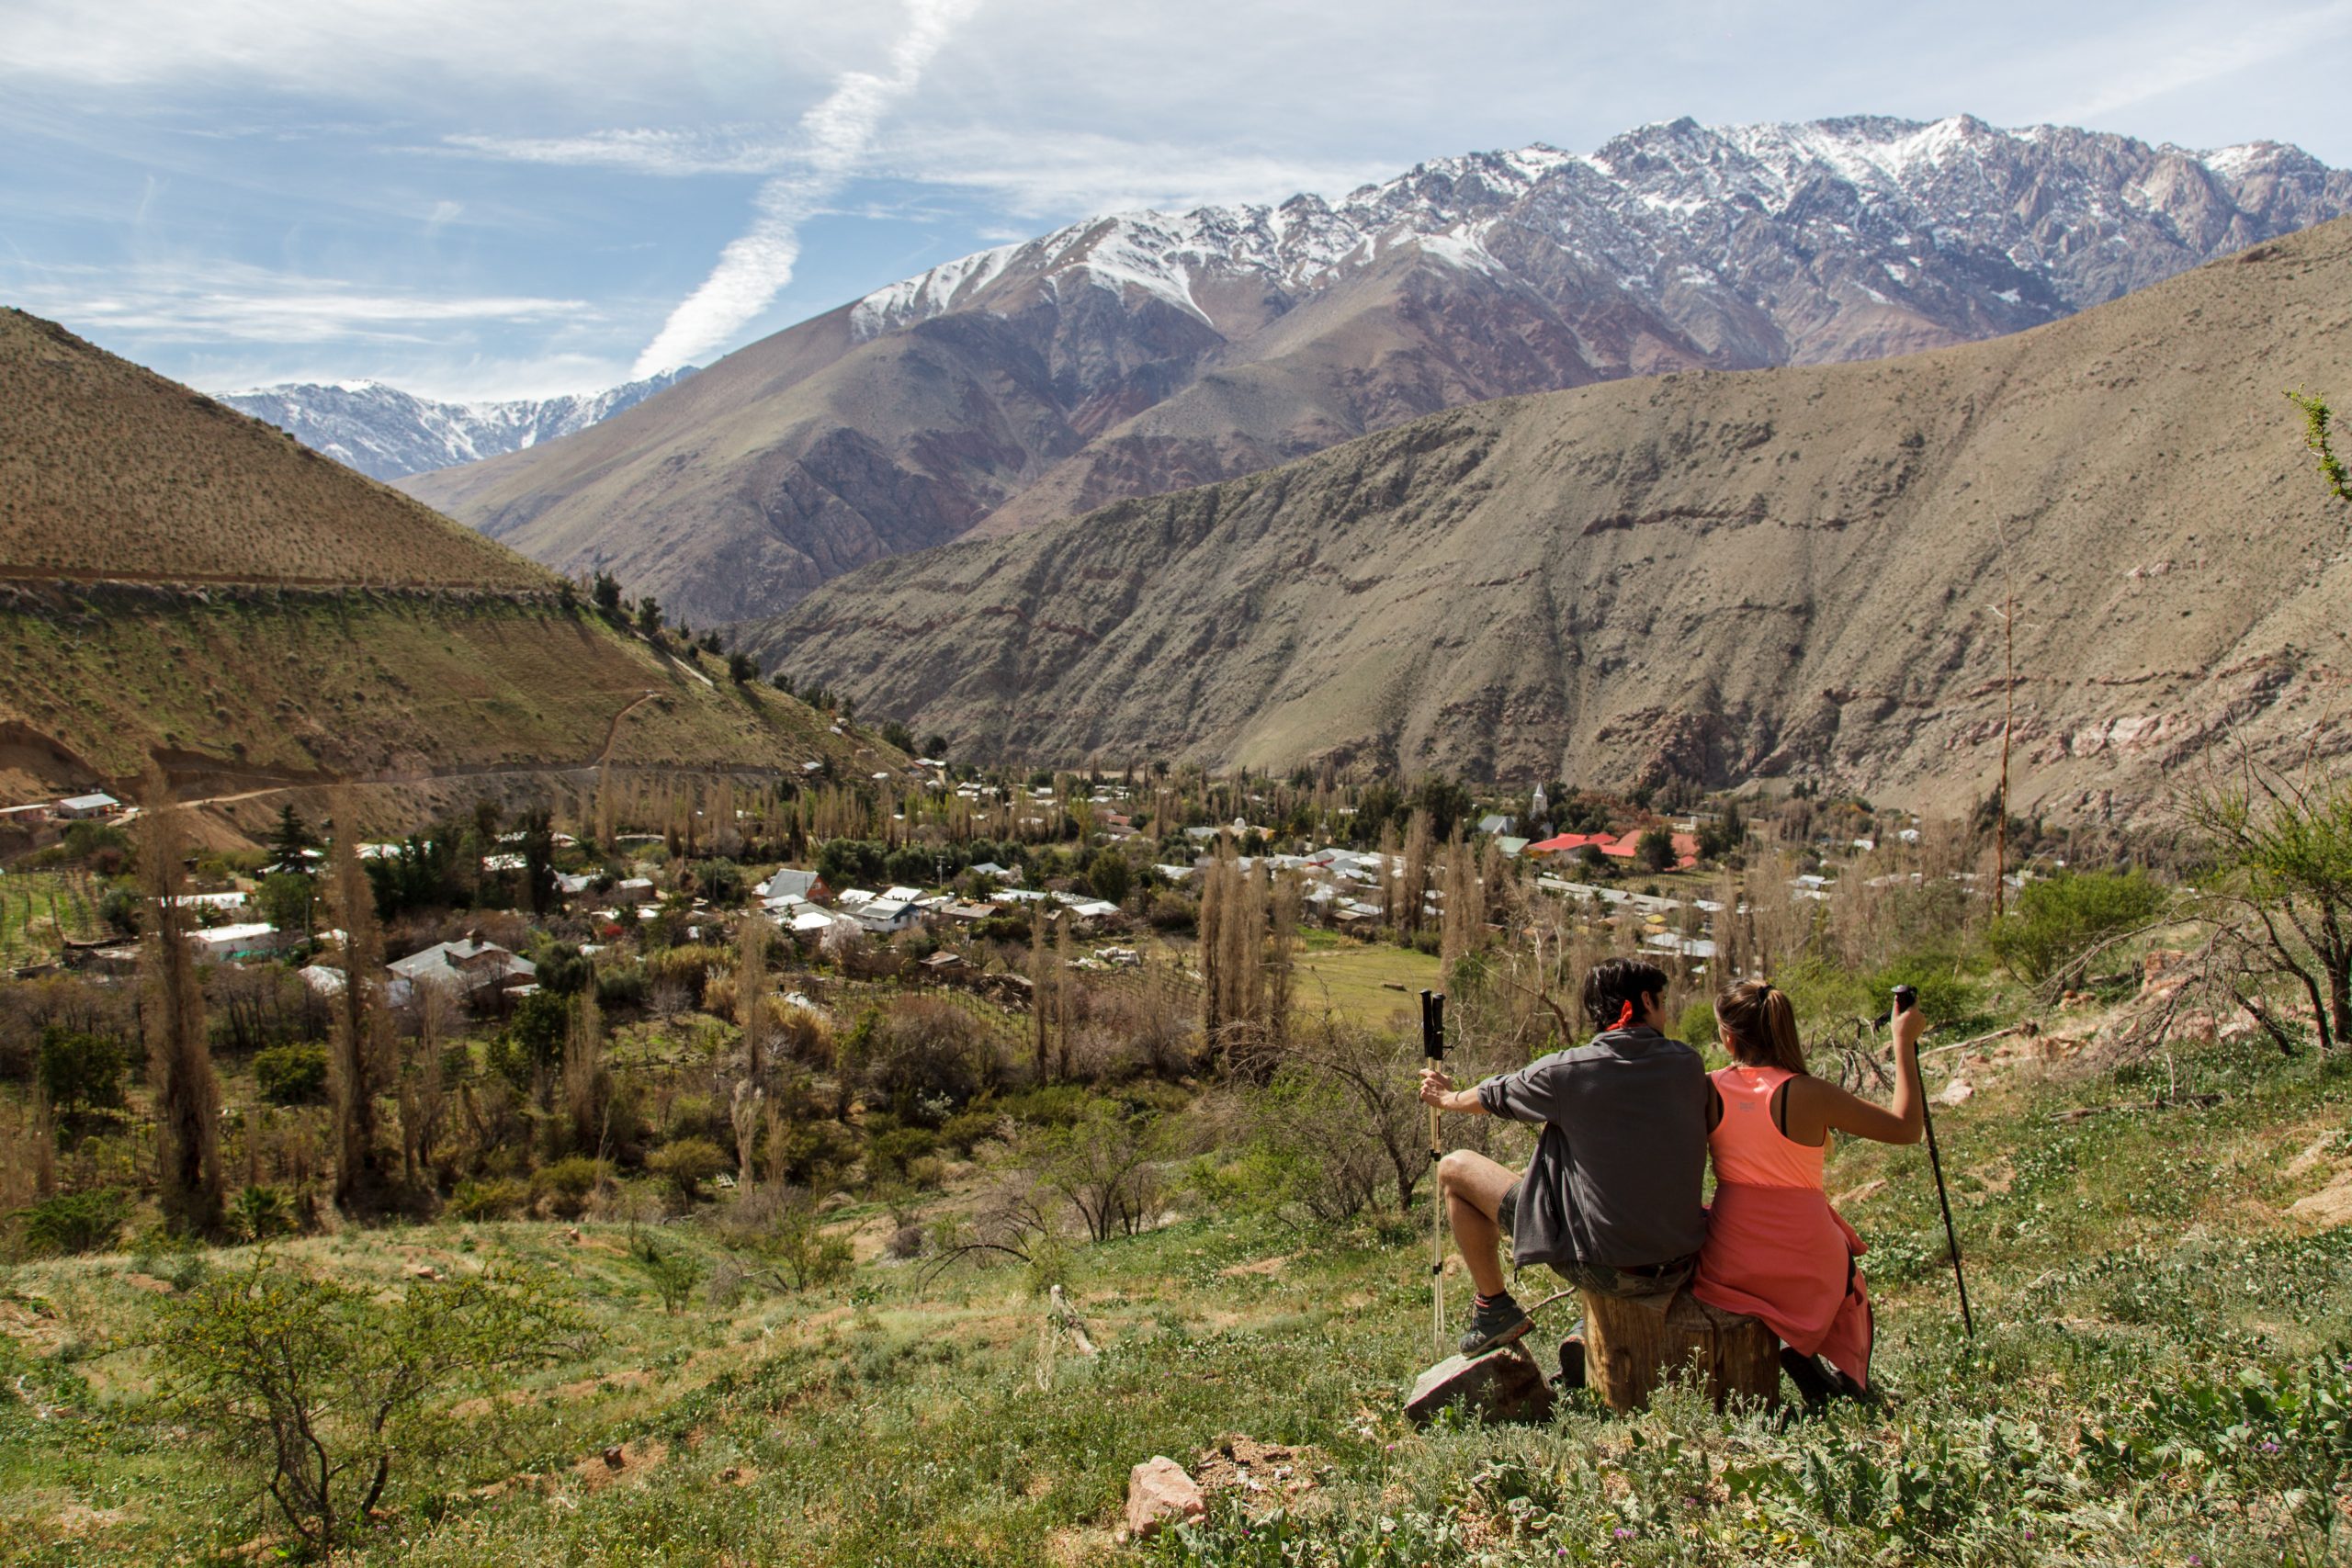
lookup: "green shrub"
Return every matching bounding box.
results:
[35,1026,126,1116]
[646,1136,729,1201]
[936,1104,1006,1155]
[534,1156,607,1217]
[252,1043,328,1106]
[634,1238,704,1314]
[447,1178,530,1222]
[17,1190,128,1257]
[1988,870,2169,983]
[867,1125,937,1179]
[229,1184,292,1243]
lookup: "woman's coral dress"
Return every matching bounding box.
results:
[1692,1064,1874,1386]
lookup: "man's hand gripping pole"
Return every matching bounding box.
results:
[1421,988,1448,1351]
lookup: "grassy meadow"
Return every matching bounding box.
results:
[6,1012,2350,1566]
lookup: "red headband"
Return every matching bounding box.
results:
[1612,999,1635,1030]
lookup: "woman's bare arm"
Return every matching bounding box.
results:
[1781,1007,1927,1146]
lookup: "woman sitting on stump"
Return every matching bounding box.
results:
[1692,979,1925,1404]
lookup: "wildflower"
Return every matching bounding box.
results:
[1615,1527,1634,1539]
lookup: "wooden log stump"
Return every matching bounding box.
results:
[1578,1288,1780,1413]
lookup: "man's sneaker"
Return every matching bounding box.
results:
[1458,1295,1532,1358]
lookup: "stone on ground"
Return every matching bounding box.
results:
[1124,1455,1205,1540]
[1404,1343,1555,1427]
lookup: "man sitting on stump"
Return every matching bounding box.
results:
[1419,956,1709,1358]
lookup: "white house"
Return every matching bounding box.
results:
[189,923,292,961]
[388,939,536,999]
[55,792,122,819]
[854,897,919,933]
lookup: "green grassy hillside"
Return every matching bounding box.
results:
[6,1027,2346,1565]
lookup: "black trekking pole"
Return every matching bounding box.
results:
[1884,984,1974,1338]
[1421,988,1448,1352]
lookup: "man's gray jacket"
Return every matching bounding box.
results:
[1475,1026,1709,1270]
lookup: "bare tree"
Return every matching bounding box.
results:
[737,913,769,1084]
[1400,809,1434,934]
[140,785,223,1234]
[564,982,605,1154]
[399,981,457,1185]
[325,790,390,1212]
[1266,872,1300,1053]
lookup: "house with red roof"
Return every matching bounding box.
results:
[1596,829,1701,870]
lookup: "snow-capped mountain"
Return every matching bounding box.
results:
[219,367,696,482]
[852,114,2340,355]
[407,114,2351,628]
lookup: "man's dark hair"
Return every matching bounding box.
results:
[1582,956,1670,1031]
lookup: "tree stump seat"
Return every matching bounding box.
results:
[1577,1286,1780,1413]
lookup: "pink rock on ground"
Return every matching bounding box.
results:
[1125,1455,1205,1539]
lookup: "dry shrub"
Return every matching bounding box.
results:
[846,997,1007,1121]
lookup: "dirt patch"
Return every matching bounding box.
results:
[571,1438,668,1491]
[0,1297,66,1355]
[1218,1254,1292,1279]
[2284,1130,2345,1179]
[1831,1179,1886,1208]
[1192,1434,1327,1506]
[2289,1168,2352,1229]
[51,1503,129,1535]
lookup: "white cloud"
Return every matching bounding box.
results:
[2046,0,2352,122]
[11,261,592,347]
[630,0,981,376]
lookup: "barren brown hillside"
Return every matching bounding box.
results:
[404,118,2349,629]
[0,312,896,820]
[0,310,547,591]
[752,217,2352,824]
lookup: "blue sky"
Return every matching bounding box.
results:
[3,0,2347,401]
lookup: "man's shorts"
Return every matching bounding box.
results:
[1495,1179,1698,1298]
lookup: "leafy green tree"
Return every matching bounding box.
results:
[154,1256,579,1556]
[266,805,315,877]
[515,805,559,916]
[727,650,757,682]
[592,570,624,615]
[634,594,662,636]
[253,1043,329,1106]
[35,1026,125,1117]
[488,990,571,1092]
[922,734,950,761]
[646,1136,729,1202]
[881,720,917,755]
[1987,870,2169,985]
[1636,826,1677,873]
[255,871,314,936]
[1087,848,1132,906]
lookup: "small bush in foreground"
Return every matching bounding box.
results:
[155,1254,579,1556]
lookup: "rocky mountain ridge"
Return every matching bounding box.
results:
[402,114,2351,628]
[220,367,695,482]
[744,216,2352,824]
